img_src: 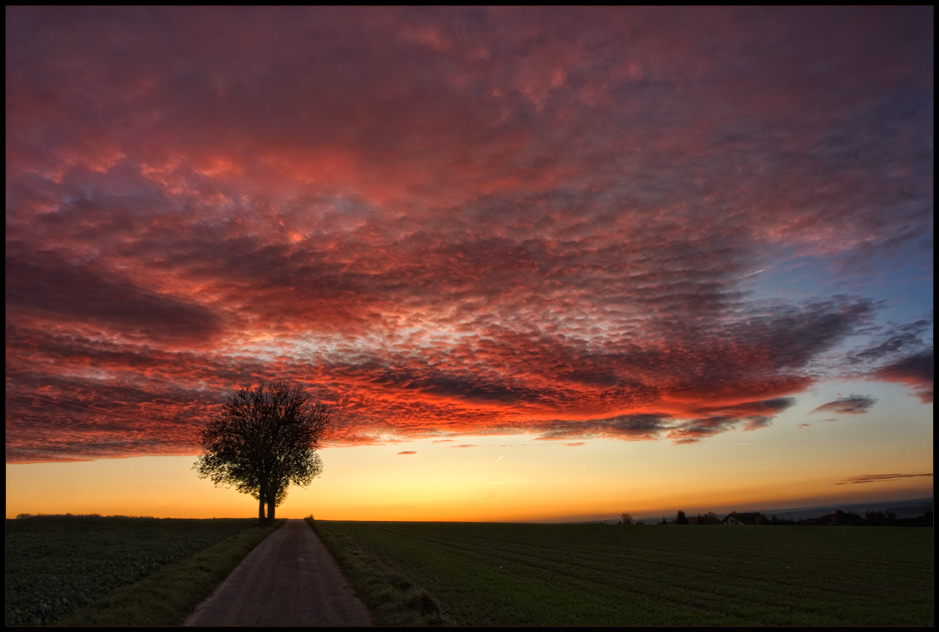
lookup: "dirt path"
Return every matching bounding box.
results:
[182,519,372,626]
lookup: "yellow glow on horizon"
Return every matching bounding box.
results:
[5,386,931,521]
[6,419,932,521]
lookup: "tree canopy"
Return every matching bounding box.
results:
[193,382,330,522]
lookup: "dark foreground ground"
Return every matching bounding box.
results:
[313,521,934,626]
[5,517,256,626]
[6,516,932,626]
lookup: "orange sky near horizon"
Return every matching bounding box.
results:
[7,382,931,522]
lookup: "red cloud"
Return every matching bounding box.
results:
[5,7,932,462]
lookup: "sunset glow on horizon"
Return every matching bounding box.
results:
[6,7,932,520]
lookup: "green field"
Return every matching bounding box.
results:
[5,516,271,626]
[311,521,933,626]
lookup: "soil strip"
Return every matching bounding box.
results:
[183,519,372,626]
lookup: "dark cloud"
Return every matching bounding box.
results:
[871,350,934,404]
[849,319,932,363]
[845,316,933,403]
[531,398,795,444]
[810,395,877,416]
[5,251,222,346]
[5,7,932,461]
[534,415,671,442]
[835,473,932,485]
[693,398,796,417]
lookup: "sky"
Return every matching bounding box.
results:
[5,7,933,520]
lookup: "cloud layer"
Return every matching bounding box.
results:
[835,473,933,485]
[810,395,877,416]
[5,7,933,462]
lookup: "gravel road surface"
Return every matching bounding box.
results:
[183,519,372,626]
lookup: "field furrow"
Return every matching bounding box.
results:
[315,521,933,626]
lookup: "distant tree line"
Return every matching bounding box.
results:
[13,513,158,519]
[618,508,933,526]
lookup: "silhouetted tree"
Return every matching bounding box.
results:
[895,510,931,527]
[620,513,633,525]
[676,510,689,525]
[194,382,330,522]
[834,510,863,526]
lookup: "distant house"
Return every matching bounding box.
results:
[688,512,720,525]
[721,511,766,526]
[803,513,838,526]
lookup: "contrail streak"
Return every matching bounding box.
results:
[737,268,766,279]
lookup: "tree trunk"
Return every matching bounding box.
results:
[257,478,269,524]
[267,487,276,521]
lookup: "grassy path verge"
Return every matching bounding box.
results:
[307,518,450,625]
[311,521,933,626]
